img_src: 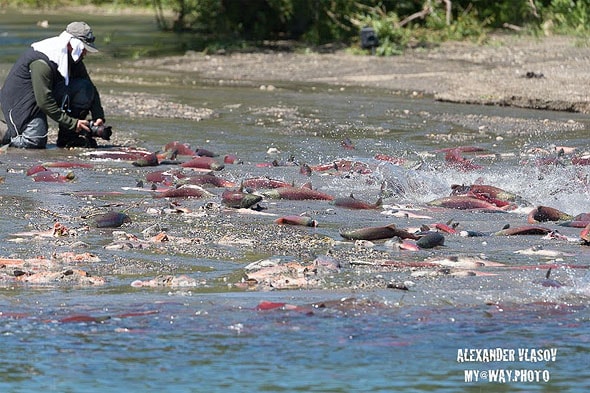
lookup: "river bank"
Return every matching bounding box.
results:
[2,11,589,115]
[128,33,590,114]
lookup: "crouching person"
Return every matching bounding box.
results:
[0,21,110,149]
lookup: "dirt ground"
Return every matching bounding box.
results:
[131,33,590,114]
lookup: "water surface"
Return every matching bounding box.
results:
[1,11,589,392]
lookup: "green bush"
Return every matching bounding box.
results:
[5,0,590,56]
[425,5,490,43]
[543,0,590,35]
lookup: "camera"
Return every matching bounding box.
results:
[87,121,112,140]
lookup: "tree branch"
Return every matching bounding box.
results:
[399,3,433,28]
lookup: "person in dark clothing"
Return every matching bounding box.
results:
[0,21,110,148]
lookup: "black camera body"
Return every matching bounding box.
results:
[87,121,112,140]
[360,27,378,49]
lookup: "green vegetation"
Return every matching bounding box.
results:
[5,0,590,55]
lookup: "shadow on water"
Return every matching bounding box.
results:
[1,10,590,393]
[0,10,207,63]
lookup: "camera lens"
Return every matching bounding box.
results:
[87,121,112,140]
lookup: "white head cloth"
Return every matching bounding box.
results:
[31,31,85,85]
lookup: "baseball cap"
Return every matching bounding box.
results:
[66,21,98,52]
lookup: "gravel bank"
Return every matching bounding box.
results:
[129,33,590,114]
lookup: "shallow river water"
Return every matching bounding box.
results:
[1,11,590,393]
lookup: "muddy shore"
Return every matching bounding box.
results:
[129,33,590,114]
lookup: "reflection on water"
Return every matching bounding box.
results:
[1,11,590,392]
[0,10,204,63]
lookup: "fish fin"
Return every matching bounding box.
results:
[375,197,382,207]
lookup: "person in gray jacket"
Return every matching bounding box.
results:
[0,21,111,148]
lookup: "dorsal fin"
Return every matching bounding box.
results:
[375,196,382,207]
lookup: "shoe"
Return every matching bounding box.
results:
[84,137,98,148]
[57,128,98,148]
[57,135,97,148]
[57,135,84,148]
